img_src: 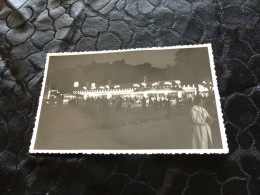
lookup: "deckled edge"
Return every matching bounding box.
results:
[29,43,229,155]
[29,52,51,154]
[207,44,229,154]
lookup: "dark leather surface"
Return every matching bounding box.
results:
[0,0,260,194]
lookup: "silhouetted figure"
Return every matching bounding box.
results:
[116,97,122,111]
[149,97,153,108]
[158,98,163,110]
[96,97,101,111]
[112,98,116,108]
[154,98,158,110]
[176,96,180,109]
[164,98,171,118]
[142,96,146,110]
[70,98,76,106]
[102,97,109,111]
[126,97,132,111]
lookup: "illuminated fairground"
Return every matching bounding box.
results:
[43,78,213,107]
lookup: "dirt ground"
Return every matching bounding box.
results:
[34,104,223,150]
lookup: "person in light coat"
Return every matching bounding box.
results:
[191,96,214,149]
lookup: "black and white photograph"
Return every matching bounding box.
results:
[30,45,228,154]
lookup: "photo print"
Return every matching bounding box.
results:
[30,44,228,154]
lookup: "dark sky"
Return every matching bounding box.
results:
[48,48,181,72]
[46,47,212,92]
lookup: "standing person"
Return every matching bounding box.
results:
[190,96,214,149]
[162,97,165,110]
[116,96,122,111]
[127,97,132,111]
[103,96,109,111]
[142,96,146,110]
[164,97,171,118]
[154,97,158,110]
[148,97,153,109]
[176,96,180,109]
[96,97,101,111]
[112,97,116,109]
[158,98,163,110]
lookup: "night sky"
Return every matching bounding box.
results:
[46,47,212,92]
[47,47,208,72]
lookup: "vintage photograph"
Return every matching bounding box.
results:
[30,45,228,154]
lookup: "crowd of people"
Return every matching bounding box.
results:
[68,95,177,112]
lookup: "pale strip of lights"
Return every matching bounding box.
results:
[73,89,179,96]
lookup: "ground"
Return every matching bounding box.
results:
[34,104,223,150]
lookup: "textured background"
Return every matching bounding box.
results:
[0,0,260,194]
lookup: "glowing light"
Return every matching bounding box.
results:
[114,85,120,88]
[152,82,159,86]
[91,83,96,89]
[202,81,206,84]
[74,81,79,88]
[133,84,140,87]
[199,84,209,92]
[182,84,197,93]
[99,86,105,89]
[175,80,181,85]
[164,81,172,85]
[147,90,176,94]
